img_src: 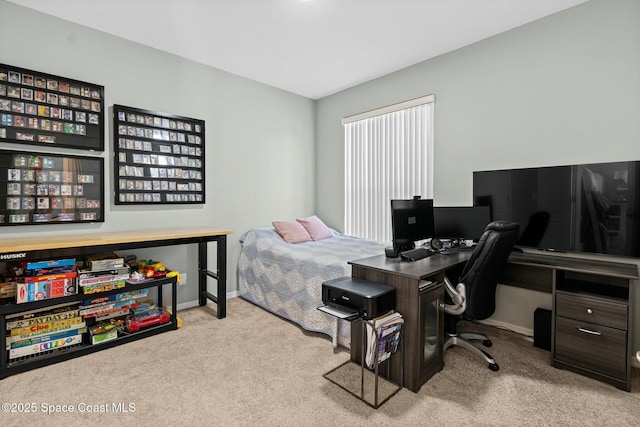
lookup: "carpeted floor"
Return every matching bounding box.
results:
[1,297,639,427]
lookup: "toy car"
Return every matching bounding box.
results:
[125,307,171,333]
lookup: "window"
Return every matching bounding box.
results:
[343,94,434,243]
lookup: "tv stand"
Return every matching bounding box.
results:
[503,252,638,391]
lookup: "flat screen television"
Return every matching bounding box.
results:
[473,161,640,257]
[390,198,435,253]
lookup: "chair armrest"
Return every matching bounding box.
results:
[444,276,467,316]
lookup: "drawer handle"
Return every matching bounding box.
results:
[577,327,602,336]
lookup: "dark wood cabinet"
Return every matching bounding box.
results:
[417,282,444,387]
[552,269,633,390]
[349,253,470,392]
[506,252,637,391]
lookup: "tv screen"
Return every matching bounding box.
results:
[390,198,435,252]
[473,161,640,257]
[433,206,491,242]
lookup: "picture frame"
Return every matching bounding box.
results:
[0,63,104,151]
[113,104,205,205]
[0,149,104,226]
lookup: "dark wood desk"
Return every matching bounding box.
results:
[351,249,639,392]
[501,251,638,391]
[349,251,471,392]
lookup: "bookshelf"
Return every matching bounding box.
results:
[1,276,176,378]
[0,227,231,379]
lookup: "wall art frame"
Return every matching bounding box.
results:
[0,63,105,151]
[113,104,205,205]
[0,149,104,226]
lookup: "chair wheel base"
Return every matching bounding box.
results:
[483,339,492,347]
[489,363,499,372]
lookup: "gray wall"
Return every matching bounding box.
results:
[0,0,316,307]
[316,0,640,351]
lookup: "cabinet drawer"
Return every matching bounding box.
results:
[555,291,627,330]
[554,316,627,380]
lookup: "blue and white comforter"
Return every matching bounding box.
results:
[237,228,388,348]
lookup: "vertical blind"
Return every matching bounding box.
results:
[343,95,434,243]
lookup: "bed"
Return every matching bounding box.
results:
[238,227,388,348]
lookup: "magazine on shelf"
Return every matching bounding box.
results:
[365,310,404,369]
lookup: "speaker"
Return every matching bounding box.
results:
[533,308,551,351]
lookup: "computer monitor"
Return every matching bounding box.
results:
[390,198,435,252]
[433,206,491,242]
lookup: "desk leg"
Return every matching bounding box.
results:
[198,236,227,319]
[198,240,208,307]
[216,236,227,319]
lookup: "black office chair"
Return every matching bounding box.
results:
[443,220,520,371]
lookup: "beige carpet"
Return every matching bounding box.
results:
[1,297,639,427]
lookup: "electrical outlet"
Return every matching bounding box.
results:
[179,273,187,286]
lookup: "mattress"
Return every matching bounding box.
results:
[237,227,388,348]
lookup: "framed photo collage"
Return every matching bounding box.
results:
[113,104,205,205]
[0,63,104,151]
[0,63,206,226]
[0,64,105,226]
[0,150,104,226]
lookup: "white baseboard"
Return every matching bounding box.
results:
[479,318,534,340]
[176,290,238,311]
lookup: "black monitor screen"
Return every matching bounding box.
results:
[391,198,435,252]
[433,206,491,241]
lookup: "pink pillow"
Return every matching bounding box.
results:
[272,221,312,244]
[297,215,333,241]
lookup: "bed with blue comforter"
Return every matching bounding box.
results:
[238,228,388,348]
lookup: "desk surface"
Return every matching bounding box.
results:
[0,227,233,253]
[349,251,472,280]
[508,252,639,280]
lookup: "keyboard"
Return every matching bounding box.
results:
[400,247,436,262]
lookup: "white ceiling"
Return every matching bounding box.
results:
[9,0,590,99]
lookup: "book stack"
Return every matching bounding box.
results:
[78,265,130,294]
[365,311,404,369]
[16,259,78,303]
[79,288,148,322]
[5,302,86,360]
